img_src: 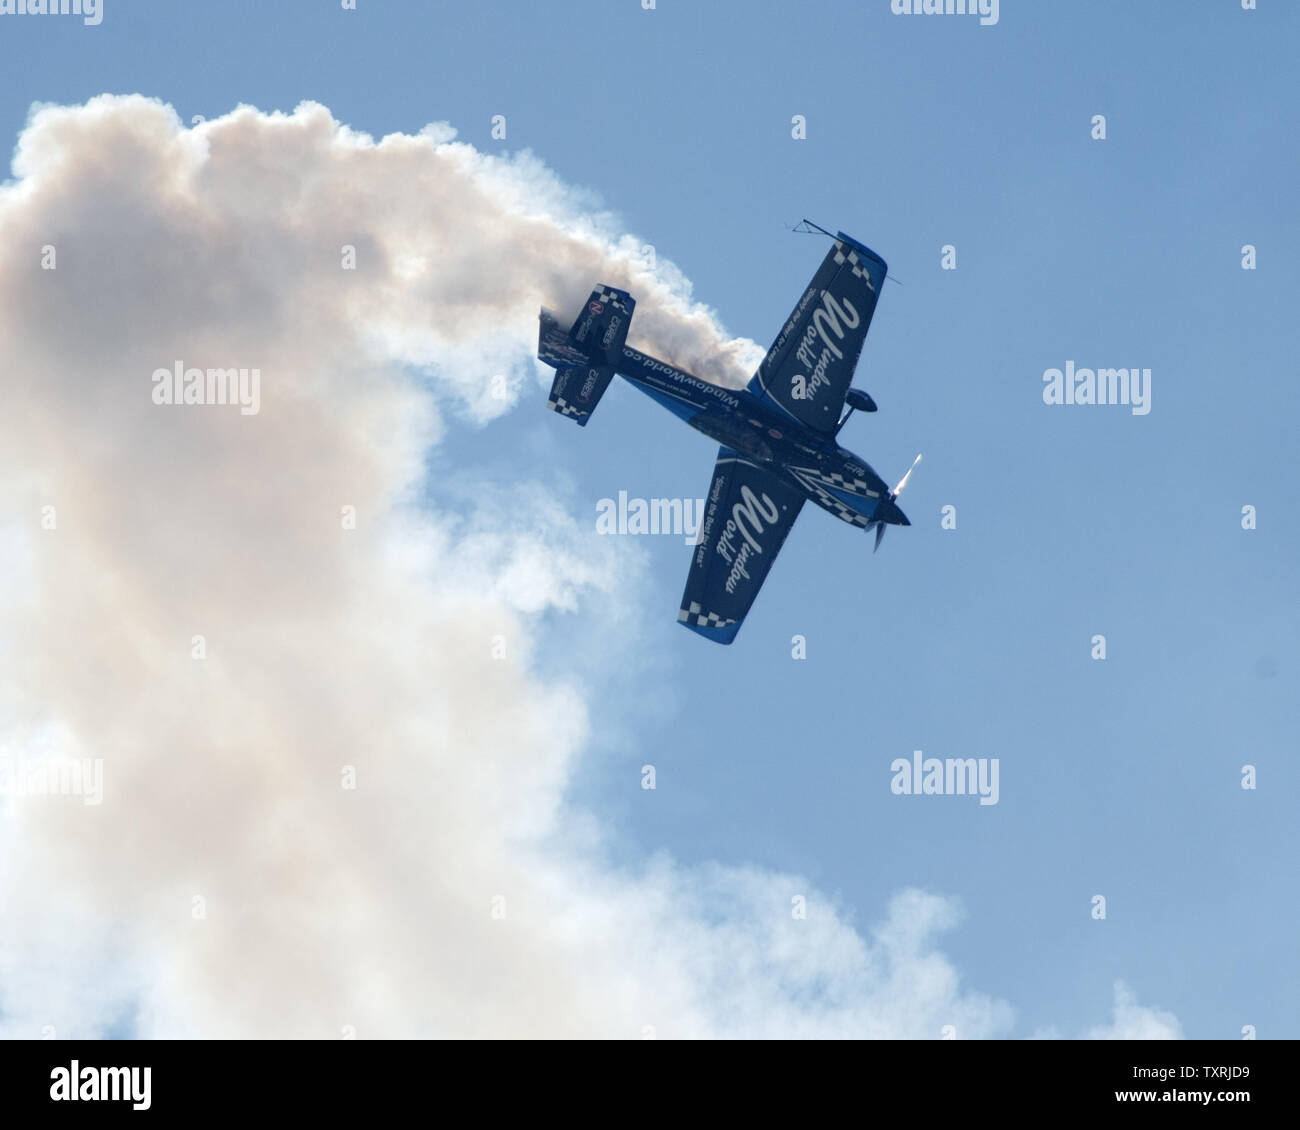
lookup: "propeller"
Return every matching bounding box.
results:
[868,453,922,553]
[892,452,922,497]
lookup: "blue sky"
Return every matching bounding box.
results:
[2,0,1296,1038]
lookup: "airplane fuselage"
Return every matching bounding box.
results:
[617,344,900,531]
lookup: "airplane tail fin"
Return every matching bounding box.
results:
[538,285,634,426]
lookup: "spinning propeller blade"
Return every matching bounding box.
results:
[892,452,922,498]
[870,454,922,554]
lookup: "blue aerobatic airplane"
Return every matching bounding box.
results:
[538,226,920,644]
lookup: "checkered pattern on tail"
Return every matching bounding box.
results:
[590,284,631,313]
[549,393,585,419]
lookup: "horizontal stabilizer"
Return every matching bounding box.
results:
[539,286,634,426]
[547,360,616,426]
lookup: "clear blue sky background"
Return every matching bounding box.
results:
[3,0,1296,1038]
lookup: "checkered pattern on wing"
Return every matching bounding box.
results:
[677,602,738,630]
[832,241,877,292]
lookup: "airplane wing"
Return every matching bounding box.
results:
[746,232,888,433]
[678,447,805,644]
